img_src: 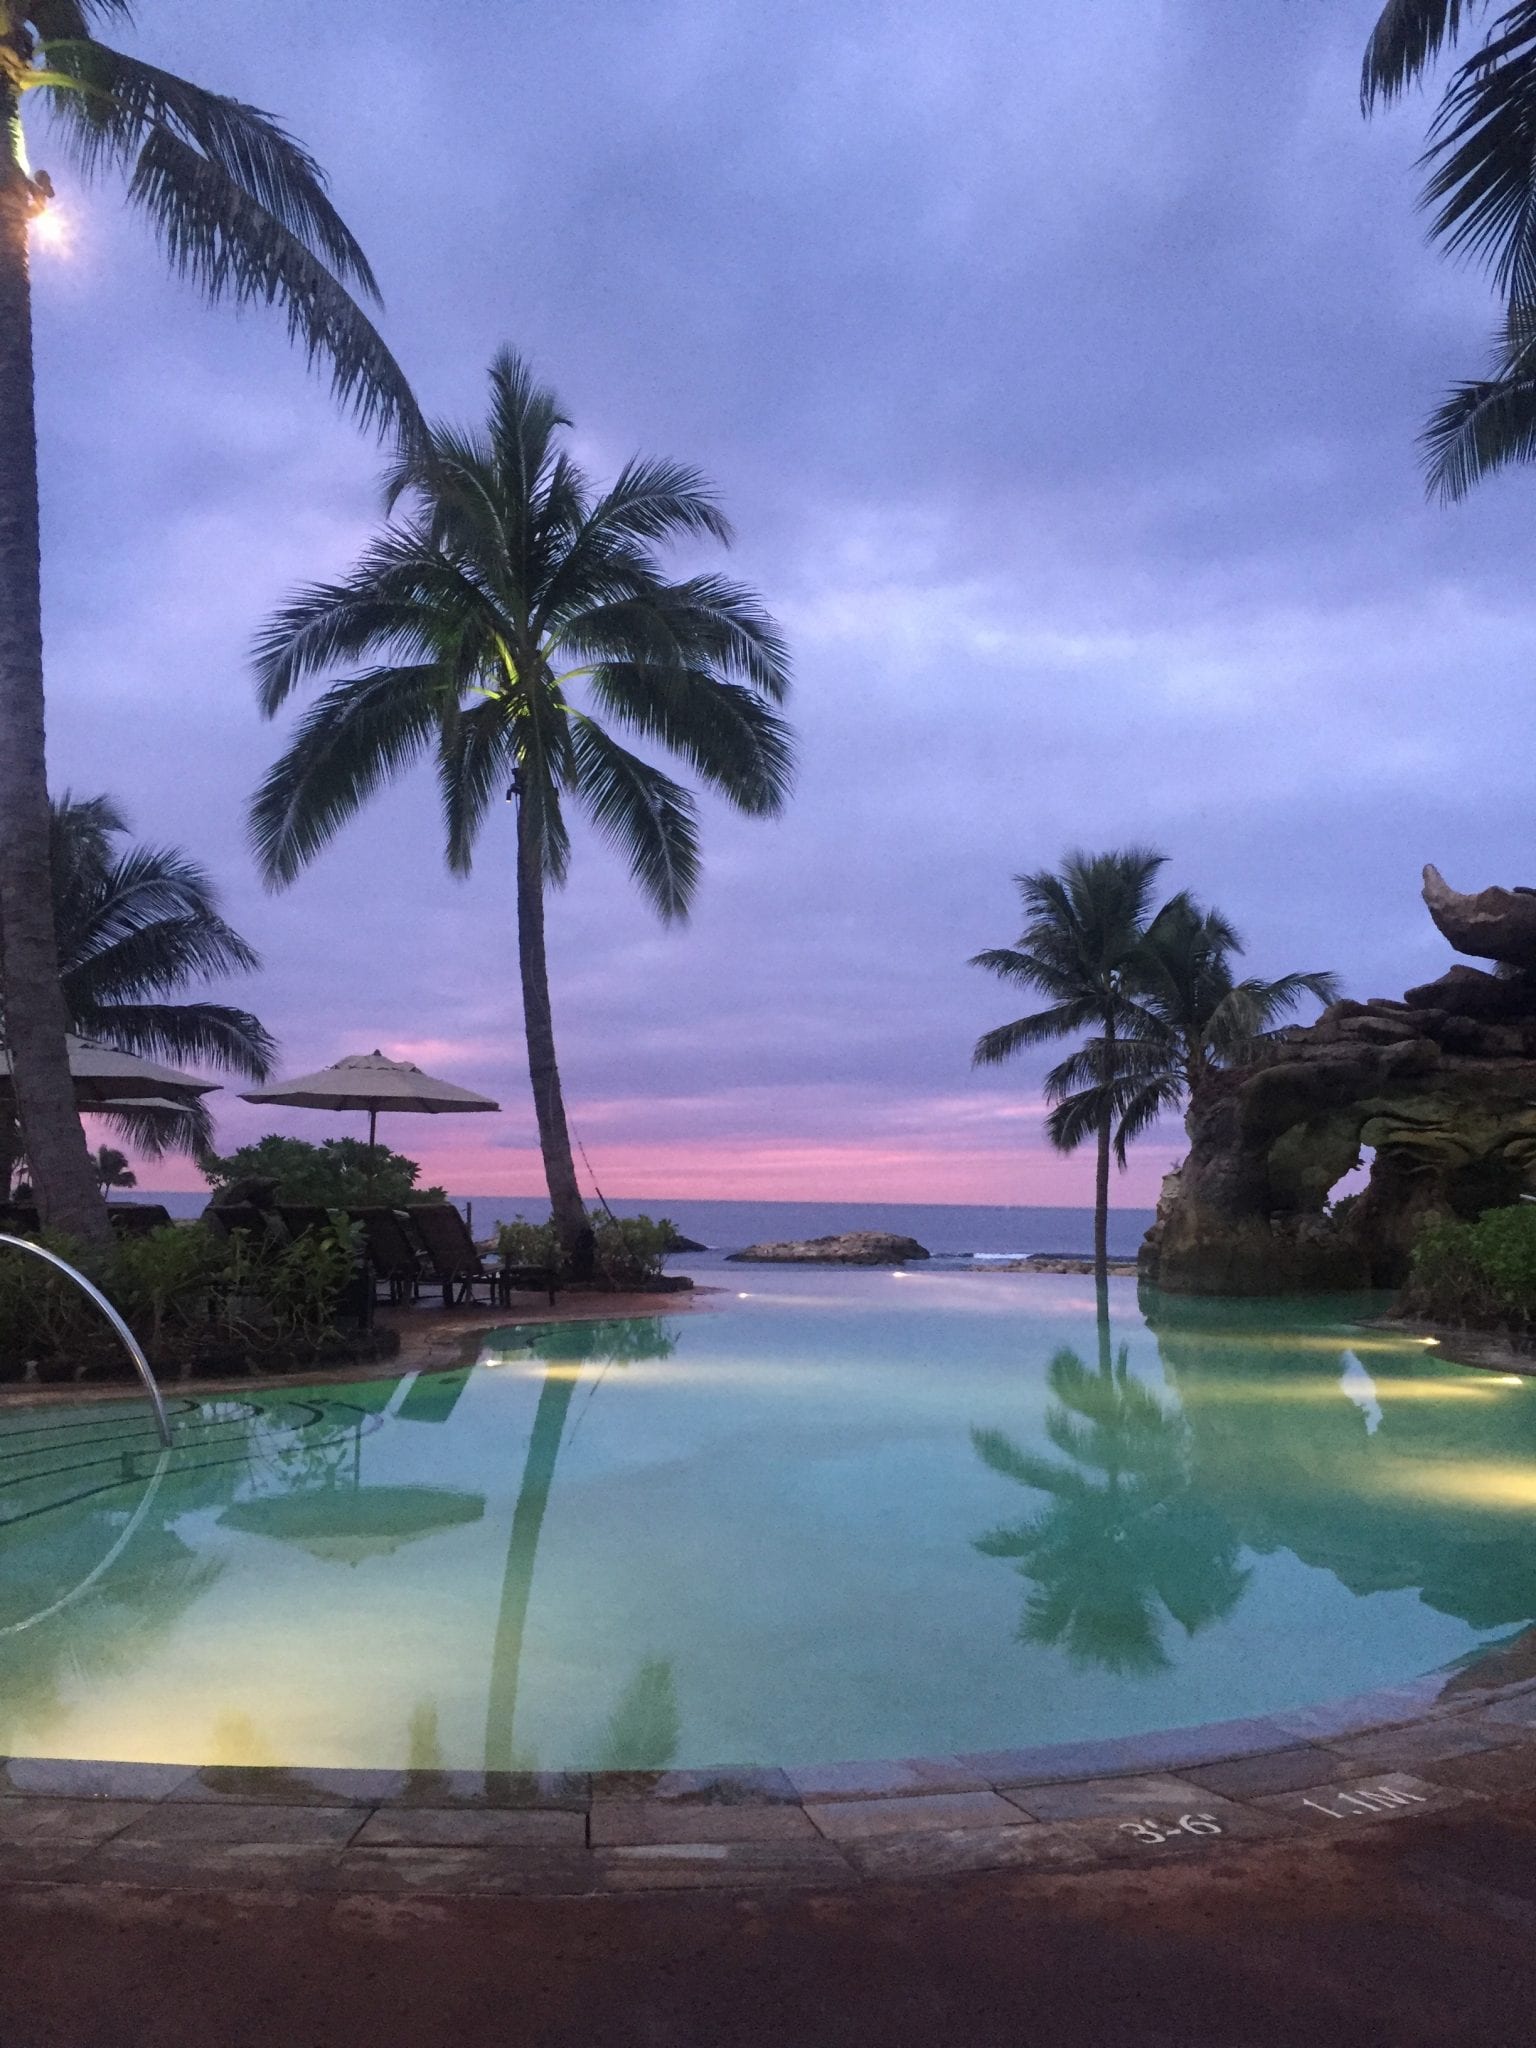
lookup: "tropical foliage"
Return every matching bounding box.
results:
[1403,1203,1536,1329]
[52,790,273,1157]
[2,793,274,1197]
[202,1134,445,1209]
[495,1210,676,1287]
[251,349,793,1272]
[92,1143,135,1192]
[1363,0,1536,496]
[972,852,1337,1278]
[0,1216,373,1380]
[971,848,1169,1278]
[1050,894,1339,1173]
[0,2,416,1240]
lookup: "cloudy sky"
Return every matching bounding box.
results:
[32,0,1536,1205]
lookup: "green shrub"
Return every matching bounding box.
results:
[495,1214,560,1267]
[202,1134,447,1208]
[1405,1205,1536,1329]
[0,1218,371,1381]
[592,1212,675,1287]
[494,1209,675,1286]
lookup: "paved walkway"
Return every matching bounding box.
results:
[4,1784,1535,2047]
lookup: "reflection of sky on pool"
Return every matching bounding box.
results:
[2,1268,1535,1772]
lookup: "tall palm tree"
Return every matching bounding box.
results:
[1044,895,1340,1178]
[1363,0,1536,496]
[251,350,794,1274]
[971,849,1167,1285]
[0,4,418,1242]
[1,791,275,1197]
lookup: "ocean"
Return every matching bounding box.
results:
[141,1192,1155,1263]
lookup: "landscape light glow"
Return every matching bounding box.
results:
[30,207,67,252]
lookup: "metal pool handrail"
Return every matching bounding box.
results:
[0,1231,172,1447]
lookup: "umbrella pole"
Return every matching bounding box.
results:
[367,1107,378,1199]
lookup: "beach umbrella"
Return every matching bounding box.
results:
[0,1035,218,1107]
[239,1049,499,1190]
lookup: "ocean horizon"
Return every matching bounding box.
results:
[138,1192,1156,1261]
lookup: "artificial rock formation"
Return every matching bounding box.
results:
[1139,867,1536,1296]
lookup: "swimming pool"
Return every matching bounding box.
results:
[3,1269,1534,1774]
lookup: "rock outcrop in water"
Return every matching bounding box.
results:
[726,1232,930,1265]
[1139,866,1536,1295]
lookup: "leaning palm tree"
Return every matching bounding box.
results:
[1,792,275,1198]
[1044,896,1340,1178]
[971,849,1167,1284]
[1363,0,1536,496]
[0,5,418,1242]
[252,350,794,1274]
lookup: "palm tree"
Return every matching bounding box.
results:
[971,849,1167,1285]
[92,1143,134,1193]
[972,1344,1249,1677]
[1,792,275,1198]
[1043,896,1340,1179]
[251,350,794,1275]
[0,5,418,1242]
[1363,1,1536,496]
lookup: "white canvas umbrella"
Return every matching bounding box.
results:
[240,1050,499,1191]
[0,1035,218,1107]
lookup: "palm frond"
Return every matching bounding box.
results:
[1362,0,1479,107]
[1421,5,1536,305]
[584,666,794,815]
[118,127,418,435]
[568,719,700,922]
[436,698,514,876]
[252,531,486,712]
[1422,345,1536,496]
[250,664,449,886]
[71,999,274,1078]
[971,1001,1097,1067]
[98,1093,215,1164]
[39,39,379,294]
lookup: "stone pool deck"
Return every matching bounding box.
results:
[7,1697,1536,2048]
[2,1646,1535,1903]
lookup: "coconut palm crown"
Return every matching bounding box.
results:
[3,793,274,1195]
[51,790,274,1159]
[1047,896,1340,1173]
[251,349,794,1270]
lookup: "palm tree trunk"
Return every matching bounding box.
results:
[0,128,105,1245]
[1093,1016,1114,1287]
[514,792,593,1279]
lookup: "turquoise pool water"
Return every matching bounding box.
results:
[3,1270,1536,1773]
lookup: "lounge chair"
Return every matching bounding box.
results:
[106,1204,173,1237]
[348,1207,426,1305]
[410,1202,558,1308]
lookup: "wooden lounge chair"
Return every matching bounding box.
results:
[409,1202,559,1308]
[347,1207,426,1305]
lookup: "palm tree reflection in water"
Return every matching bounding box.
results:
[484,1319,681,1772]
[972,1328,1248,1676]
